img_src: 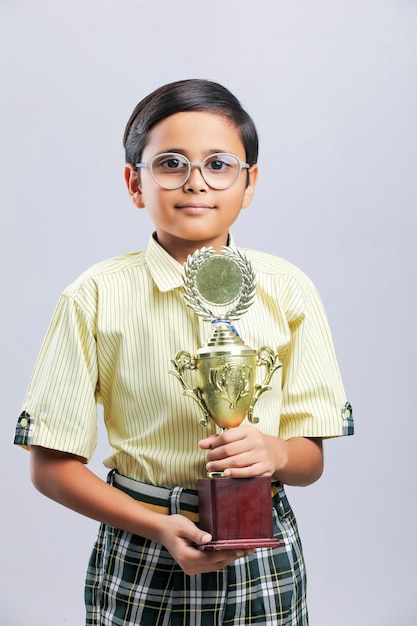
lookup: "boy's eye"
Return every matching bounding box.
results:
[154,155,188,170]
[205,158,230,172]
[209,160,226,171]
[162,158,185,169]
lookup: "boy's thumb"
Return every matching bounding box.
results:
[195,531,212,545]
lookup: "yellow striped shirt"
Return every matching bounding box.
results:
[15,234,353,490]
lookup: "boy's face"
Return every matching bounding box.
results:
[125,111,258,263]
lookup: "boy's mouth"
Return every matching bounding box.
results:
[175,203,215,214]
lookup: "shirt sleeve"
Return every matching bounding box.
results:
[14,291,100,462]
[278,284,353,439]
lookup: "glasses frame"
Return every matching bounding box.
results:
[136,152,250,190]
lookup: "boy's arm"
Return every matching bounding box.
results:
[200,427,323,486]
[30,446,251,574]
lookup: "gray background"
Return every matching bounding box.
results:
[1,1,416,624]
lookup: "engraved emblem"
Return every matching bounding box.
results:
[209,362,253,409]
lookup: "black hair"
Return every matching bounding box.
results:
[123,79,259,166]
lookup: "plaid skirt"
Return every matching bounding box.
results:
[85,479,308,625]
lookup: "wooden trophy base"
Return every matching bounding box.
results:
[197,475,284,551]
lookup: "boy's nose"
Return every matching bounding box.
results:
[184,165,209,192]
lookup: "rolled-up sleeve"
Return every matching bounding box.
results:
[279,284,353,439]
[14,291,99,462]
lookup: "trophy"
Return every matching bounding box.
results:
[170,247,284,550]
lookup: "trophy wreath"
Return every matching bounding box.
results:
[170,247,284,550]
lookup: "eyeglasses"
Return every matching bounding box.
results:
[136,152,250,190]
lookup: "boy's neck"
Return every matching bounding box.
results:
[153,232,231,265]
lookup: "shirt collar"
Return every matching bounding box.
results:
[145,232,237,293]
[145,233,184,292]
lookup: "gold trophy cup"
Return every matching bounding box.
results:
[170,247,284,550]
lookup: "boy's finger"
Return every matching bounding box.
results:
[198,434,218,449]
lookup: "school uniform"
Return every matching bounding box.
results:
[15,233,353,625]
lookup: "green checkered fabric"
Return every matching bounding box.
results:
[85,486,308,625]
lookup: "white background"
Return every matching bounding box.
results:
[1,1,416,624]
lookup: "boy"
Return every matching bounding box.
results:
[15,79,353,625]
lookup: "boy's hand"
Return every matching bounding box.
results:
[199,428,324,486]
[156,514,253,575]
[199,425,284,479]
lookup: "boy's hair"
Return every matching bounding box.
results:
[123,79,259,167]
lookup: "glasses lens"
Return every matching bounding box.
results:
[151,153,189,189]
[202,153,241,189]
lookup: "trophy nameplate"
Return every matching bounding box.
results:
[170,247,284,550]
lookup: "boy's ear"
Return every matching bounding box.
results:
[124,164,145,209]
[241,164,258,209]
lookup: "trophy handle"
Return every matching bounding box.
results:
[248,346,282,424]
[170,351,211,426]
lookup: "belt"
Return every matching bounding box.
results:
[110,471,280,524]
[110,471,200,523]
